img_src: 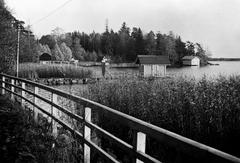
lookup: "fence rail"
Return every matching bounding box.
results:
[1,73,240,163]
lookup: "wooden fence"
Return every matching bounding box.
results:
[0,73,240,163]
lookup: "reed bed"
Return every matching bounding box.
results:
[84,76,240,161]
[18,63,92,79]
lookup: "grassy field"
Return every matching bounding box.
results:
[59,75,240,162]
[18,63,92,79]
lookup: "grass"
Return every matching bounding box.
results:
[18,63,92,79]
[81,75,240,162]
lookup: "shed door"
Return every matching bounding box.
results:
[156,65,161,76]
[151,65,158,77]
[154,65,158,76]
[144,65,152,77]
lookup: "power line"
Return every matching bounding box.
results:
[32,0,74,26]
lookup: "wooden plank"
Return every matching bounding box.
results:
[21,82,26,107]
[34,86,39,122]
[84,107,91,163]
[11,79,14,100]
[52,93,58,136]
[136,132,146,163]
[2,76,5,94]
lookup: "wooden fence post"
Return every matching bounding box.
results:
[84,107,91,163]
[11,79,15,100]
[2,76,5,95]
[51,93,58,136]
[21,82,26,107]
[133,131,146,163]
[33,86,39,122]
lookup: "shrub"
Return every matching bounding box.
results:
[0,95,82,163]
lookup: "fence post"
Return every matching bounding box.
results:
[11,79,15,100]
[21,82,26,107]
[51,93,58,136]
[2,76,5,95]
[84,107,91,163]
[133,131,146,163]
[33,86,39,122]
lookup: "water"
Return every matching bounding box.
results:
[167,61,240,79]
[54,61,240,94]
[109,61,240,79]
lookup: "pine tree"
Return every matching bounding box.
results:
[145,31,156,55]
[59,42,72,61]
[156,33,166,56]
[185,41,195,56]
[101,27,112,56]
[39,35,56,49]
[165,35,178,64]
[51,44,64,61]
[175,36,187,64]
[195,43,208,65]
[71,37,86,60]
[118,22,131,61]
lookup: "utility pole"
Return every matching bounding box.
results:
[15,20,24,77]
[27,25,32,61]
[16,23,20,77]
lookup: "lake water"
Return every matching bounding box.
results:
[167,61,240,79]
[108,61,240,79]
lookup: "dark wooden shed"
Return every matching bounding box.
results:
[136,55,170,77]
[39,53,52,61]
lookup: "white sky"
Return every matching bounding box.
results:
[6,0,240,58]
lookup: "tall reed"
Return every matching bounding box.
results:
[18,63,92,79]
[85,76,240,161]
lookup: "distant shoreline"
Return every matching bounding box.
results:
[208,58,240,61]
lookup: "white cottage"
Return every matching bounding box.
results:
[182,56,200,66]
[136,55,170,77]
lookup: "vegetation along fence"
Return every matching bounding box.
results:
[0,73,240,163]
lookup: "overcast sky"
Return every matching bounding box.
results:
[6,0,240,58]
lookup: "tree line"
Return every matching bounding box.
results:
[0,0,18,73]
[38,23,210,65]
[0,0,39,73]
[0,0,211,74]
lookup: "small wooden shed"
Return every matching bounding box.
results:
[182,56,200,66]
[39,53,52,64]
[136,55,170,77]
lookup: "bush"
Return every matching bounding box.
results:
[0,95,82,163]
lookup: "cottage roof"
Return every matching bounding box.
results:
[136,55,170,64]
[182,56,199,60]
